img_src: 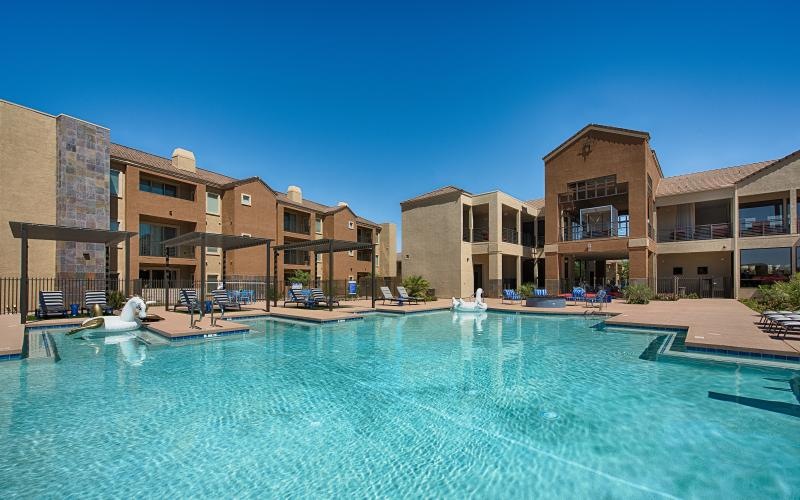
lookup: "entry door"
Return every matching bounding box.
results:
[473,265,483,294]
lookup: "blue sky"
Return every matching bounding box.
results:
[2,1,799,249]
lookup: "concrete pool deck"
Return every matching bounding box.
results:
[1,298,798,360]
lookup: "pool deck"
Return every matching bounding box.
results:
[1,298,798,360]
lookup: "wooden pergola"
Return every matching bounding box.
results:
[161,232,273,313]
[9,221,136,324]
[273,239,377,311]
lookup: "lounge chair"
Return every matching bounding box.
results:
[585,289,607,308]
[502,289,522,304]
[284,288,307,307]
[397,286,423,304]
[309,288,340,308]
[176,289,203,313]
[380,286,410,305]
[82,290,113,315]
[212,289,241,317]
[39,290,68,318]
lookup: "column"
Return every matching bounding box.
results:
[732,192,740,299]
[516,209,521,245]
[515,255,522,289]
[488,251,502,297]
[790,188,798,235]
[468,206,474,242]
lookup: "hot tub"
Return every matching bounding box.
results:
[525,296,566,308]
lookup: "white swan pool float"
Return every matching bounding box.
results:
[452,288,489,312]
[68,296,148,335]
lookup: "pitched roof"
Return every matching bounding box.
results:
[400,186,467,206]
[524,198,545,211]
[656,160,776,197]
[110,143,237,186]
[543,124,650,162]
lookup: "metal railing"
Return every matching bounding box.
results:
[739,218,790,237]
[501,227,518,244]
[472,227,490,242]
[655,276,732,298]
[283,222,310,235]
[284,250,309,265]
[562,220,629,241]
[656,223,731,242]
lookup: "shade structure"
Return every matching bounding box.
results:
[161,232,274,313]
[9,221,137,324]
[273,239,377,311]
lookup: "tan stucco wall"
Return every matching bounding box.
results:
[737,158,800,197]
[378,222,397,277]
[401,192,464,298]
[0,101,57,277]
[657,251,732,279]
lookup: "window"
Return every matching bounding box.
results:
[241,193,252,206]
[206,192,220,215]
[347,221,355,230]
[206,274,219,293]
[110,170,121,196]
[284,211,310,234]
[348,250,354,256]
[140,178,179,198]
[207,246,220,255]
[672,267,683,275]
[740,248,792,287]
[315,219,323,234]
[697,266,708,275]
[316,253,323,263]
[139,223,177,256]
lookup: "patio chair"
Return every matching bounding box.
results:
[502,289,522,304]
[212,289,242,317]
[379,286,409,305]
[284,288,307,307]
[397,286,423,304]
[176,289,203,313]
[534,289,548,297]
[310,288,340,308]
[585,289,607,308]
[39,290,68,318]
[565,287,585,305]
[82,290,113,315]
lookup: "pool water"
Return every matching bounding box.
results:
[1,312,798,498]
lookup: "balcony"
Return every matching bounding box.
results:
[283,221,310,235]
[739,218,791,237]
[562,219,629,241]
[284,250,309,265]
[140,241,195,259]
[463,227,470,242]
[501,227,518,244]
[657,223,731,242]
[472,227,490,242]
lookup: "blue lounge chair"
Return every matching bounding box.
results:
[397,286,423,304]
[82,290,113,315]
[502,289,522,304]
[212,289,242,317]
[565,287,585,305]
[534,289,548,297]
[284,288,307,307]
[380,286,410,305]
[39,290,68,318]
[309,288,339,308]
[176,289,203,313]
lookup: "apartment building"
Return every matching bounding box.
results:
[0,99,396,286]
[402,124,799,299]
[401,187,545,298]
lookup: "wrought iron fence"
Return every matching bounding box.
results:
[501,227,518,244]
[739,218,790,237]
[657,223,731,242]
[655,276,732,298]
[562,219,629,241]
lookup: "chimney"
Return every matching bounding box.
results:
[287,185,302,203]
[171,148,196,172]
[337,201,348,207]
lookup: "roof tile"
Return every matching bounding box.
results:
[656,160,775,197]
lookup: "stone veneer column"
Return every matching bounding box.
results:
[55,115,110,279]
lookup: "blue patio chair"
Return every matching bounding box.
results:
[82,290,113,315]
[284,288,307,307]
[39,290,68,318]
[534,289,548,297]
[585,289,608,308]
[309,288,339,308]
[502,289,522,304]
[565,287,585,305]
[212,289,242,317]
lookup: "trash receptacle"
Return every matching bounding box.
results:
[204,300,212,313]
[70,304,79,316]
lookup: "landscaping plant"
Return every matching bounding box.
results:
[402,275,430,298]
[623,284,654,304]
[517,282,535,298]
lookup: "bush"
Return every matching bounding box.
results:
[753,273,800,311]
[684,293,700,299]
[517,282,535,298]
[107,290,127,310]
[402,275,430,298]
[654,293,679,301]
[287,270,310,286]
[623,284,654,304]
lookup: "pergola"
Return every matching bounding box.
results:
[9,221,136,324]
[272,238,377,311]
[161,232,273,313]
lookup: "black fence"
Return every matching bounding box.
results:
[655,276,732,298]
[0,276,408,314]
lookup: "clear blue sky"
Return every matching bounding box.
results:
[2,1,799,250]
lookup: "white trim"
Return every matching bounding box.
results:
[347,221,355,229]
[241,193,252,206]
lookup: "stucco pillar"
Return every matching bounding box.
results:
[515,256,522,288]
[516,209,521,245]
[732,192,740,298]
[488,251,502,297]
[468,205,474,242]
[488,198,500,242]
[628,248,649,286]
[545,252,560,294]
[790,188,798,235]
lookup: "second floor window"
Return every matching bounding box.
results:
[110,170,121,196]
[206,192,220,215]
[140,178,178,198]
[315,219,323,234]
[284,211,310,234]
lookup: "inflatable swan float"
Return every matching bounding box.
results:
[67,296,148,336]
[452,288,488,312]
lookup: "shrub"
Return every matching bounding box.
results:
[754,273,800,311]
[623,284,654,304]
[654,293,678,301]
[684,293,700,299]
[402,275,430,298]
[517,282,535,298]
[107,290,127,310]
[287,270,310,286]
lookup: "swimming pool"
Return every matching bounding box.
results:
[1,311,798,498]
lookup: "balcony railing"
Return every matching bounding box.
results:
[284,250,309,265]
[739,218,790,237]
[501,227,518,244]
[283,222,310,235]
[657,223,731,242]
[521,234,541,247]
[140,241,195,259]
[472,227,490,242]
[562,220,629,241]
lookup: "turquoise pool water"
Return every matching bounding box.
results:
[1,312,798,498]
